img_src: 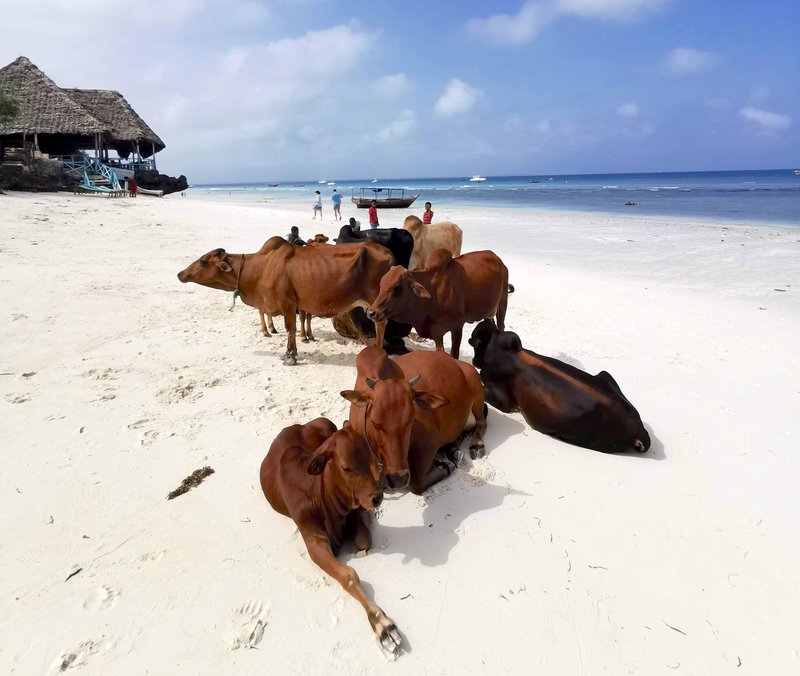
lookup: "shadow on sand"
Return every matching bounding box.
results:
[369,473,530,569]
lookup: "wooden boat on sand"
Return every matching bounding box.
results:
[351,187,419,208]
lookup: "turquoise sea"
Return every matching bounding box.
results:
[192,169,800,226]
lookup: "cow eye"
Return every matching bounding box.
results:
[200,259,208,268]
[392,285,402,296]
[342,466,353,474]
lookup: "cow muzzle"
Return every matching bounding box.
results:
[177,270,190,283]
[366,309,378,321]
[372,492,384,508]
[386,470,410,489]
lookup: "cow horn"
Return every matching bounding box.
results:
[408,375,421,387]
[365,377,377,390]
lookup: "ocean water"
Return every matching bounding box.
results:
[191,169,800,225]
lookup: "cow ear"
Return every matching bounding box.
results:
[340,389,370,407]
[307,449,332,475]
[217,260,233,273]
[413,390,449,410]
[409,280,431,299]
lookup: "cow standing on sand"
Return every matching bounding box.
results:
[177,237,393,363]
[341,346,487,494]
[260,418,402,657]
[402,215,462,270]
[469,319,651,453]
[366,249,510,359]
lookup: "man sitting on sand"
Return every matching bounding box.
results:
[348,217,361,231]
[286,226,306,246]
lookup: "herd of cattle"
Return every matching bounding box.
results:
[177,214,651,657]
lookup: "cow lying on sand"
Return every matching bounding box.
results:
[342,347,486,494]
[367,249,510,359]
[260,418,402,657]
[402,216,463,270]
[177,238,392,363]
[469,319,650,453]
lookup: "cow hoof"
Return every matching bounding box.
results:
[372,612,402,659]
[434,457,456,475]
[270,329,278,334]
[469,444,485,460]
[282,354,297,366]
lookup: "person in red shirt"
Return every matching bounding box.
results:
[422,202,433,224]
[368,200,379,229]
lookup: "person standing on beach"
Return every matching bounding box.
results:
[129,177,137,197]
[331,189,342,221]
[368,200,379,229]
[312,190,322,220]
[423,201,433,224]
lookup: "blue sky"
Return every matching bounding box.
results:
[2,0,798,181]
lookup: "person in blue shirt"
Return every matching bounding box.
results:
[331,189,343,221]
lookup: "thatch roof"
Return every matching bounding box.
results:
[0,57,105,135]
[65,88,164,153]
[0,56,164,154]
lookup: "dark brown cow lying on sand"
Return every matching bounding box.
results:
[469,319,651,453]
[342,346,486,494]
[366,249,510,359]
[177,238,393,363]
[260,418,402,657]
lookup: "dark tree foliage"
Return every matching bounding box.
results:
[0,90,19,123]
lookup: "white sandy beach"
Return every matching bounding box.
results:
[1,191,799,675]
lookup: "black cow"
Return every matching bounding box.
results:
[334,224,414,269]
[469,319,651,454]
[334,223,414,354]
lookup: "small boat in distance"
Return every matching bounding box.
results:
[327,181,336,186]
[371,178,378,183]
[351,187,419,209]
[468,175,487,182]
[794,169,800,175]
[267,183,279,187]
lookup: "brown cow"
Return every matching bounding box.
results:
[260,418,402,656]
[178,238,392,363]
[403,216,463,270]
[366,249,509,359]
[341,347,486,494]
[470,319,651,453]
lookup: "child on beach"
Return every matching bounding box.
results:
[286,226,306,246]
[331,189,342,220]
[423,202,433,224]
[312,191,322,220]
[368,200,379,229]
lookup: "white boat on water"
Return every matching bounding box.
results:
[371,178,378,183]
[794,169,800,175]
[327,181,336,186]
[318,180,327,184]
[468,175,487,182]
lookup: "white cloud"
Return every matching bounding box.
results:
[466,2,557,45]
[664,47,718,76]
[435,79,483,117]
[617,102,639,118]
[378,110,416,143]
[557,0,670,20]
[740,107,791,132]
[467,0,670,45]
[373,73,415,99]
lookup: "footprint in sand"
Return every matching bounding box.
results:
[83,584,121,611]
[227,600,269,650]
[47,636,126,674]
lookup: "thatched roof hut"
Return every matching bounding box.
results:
[0,56,164,160]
